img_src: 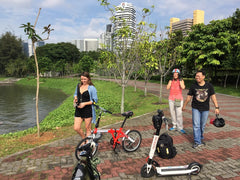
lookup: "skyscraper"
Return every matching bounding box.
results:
[99,24,113,51]
[113,2,136,49]
[170,10,204,36]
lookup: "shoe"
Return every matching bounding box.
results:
[192,143,202,149]
[201,141,206,146]
[179,129,186,134]
[169,127,176,131]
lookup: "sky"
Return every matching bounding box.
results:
[0,0,239,44]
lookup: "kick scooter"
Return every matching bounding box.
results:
[141,109,202,178]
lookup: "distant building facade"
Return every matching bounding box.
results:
[99,24,113,51]
[22,41,45,57]
[71,39,99,52]
[170,10,204,36]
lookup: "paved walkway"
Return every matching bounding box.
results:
[0,80,240,180]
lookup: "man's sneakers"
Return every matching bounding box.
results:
[192,142,206,149]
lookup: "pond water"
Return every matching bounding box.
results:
[0,83,68,135]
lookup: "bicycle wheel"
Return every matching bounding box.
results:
[122,130,142,152]
[75,137,98,160]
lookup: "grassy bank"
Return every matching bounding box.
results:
[0,77,168,158]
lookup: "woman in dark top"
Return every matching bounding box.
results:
[73,72,98,139]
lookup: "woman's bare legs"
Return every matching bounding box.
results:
[74,117,85,138]
[84,117,92,137]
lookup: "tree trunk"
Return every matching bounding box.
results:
[33,8,41,137]
[33,43,40,137]
[121,84,125,114]
[159,74,163,103]
[236,72,240,89]
[224,74,228,88]
[134,75,137,92]
[121,62,126,114]
[144,79,147,97]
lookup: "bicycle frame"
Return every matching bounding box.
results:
[93,114,133,150]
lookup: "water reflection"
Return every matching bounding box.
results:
[0,84,67,134]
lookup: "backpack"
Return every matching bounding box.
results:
[72,162,86,180]
[156,133,177,159]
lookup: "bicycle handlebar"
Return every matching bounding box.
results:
[93,103,112,114]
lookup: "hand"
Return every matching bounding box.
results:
[77,103,86,109]
[182,106,185,111]
[215,109,220,115]
[73,98,78,103]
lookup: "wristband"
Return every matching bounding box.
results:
[215,107,219,109]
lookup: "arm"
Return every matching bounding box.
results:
[180,79,185,89]
[90,86,98,103]
[182,95,192,111]
[73,85,78,103]
[211,94,220,114]
[166,80,172,90]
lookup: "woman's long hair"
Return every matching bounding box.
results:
[80,72,94,86]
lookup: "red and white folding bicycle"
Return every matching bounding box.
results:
[75,104,142,160]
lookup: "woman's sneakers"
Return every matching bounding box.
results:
[169,127,186,134]
[169,127,176,131]
[179,129,186,134]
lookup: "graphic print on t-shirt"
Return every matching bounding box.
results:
[196,89,208,102]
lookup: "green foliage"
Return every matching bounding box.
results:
[38,57,52,73]
[0,31,26,75]
[182,9,240,79]
[78,55,94,72]
[20,22,43,43]
[36,43,81,64]
[5,58,28,77]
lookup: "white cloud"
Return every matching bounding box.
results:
[40,0,65,8]
[82,18,108,38]
[0,0,32,8]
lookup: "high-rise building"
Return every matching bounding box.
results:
[71,39,99,52]
[113,2,136,49]
[170,10,204,36]
[193,10,204,25]
[170,18,180,33]
[99,24,113,51]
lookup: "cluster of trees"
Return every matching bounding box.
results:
[182,8,240,88]
[0,32,27,77]
[0,33,100,77]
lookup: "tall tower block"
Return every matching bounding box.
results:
[193,10,204,25]
[170,18,180,33]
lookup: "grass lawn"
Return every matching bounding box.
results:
[0,77,168,158]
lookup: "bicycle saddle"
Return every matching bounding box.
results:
[122,111,133,117]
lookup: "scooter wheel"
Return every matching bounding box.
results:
[140,164,155,178]
[188,162,202,175]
